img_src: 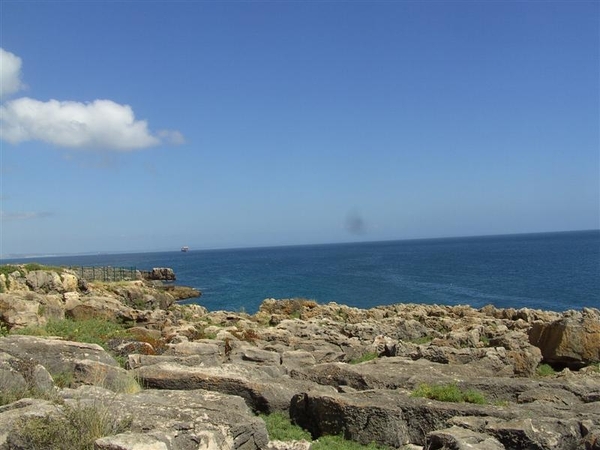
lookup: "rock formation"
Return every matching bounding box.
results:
[0,266,598,449]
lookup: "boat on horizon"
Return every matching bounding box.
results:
[181,246,189,252]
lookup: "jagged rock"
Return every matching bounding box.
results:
[25,270,64,293]
[528,308,600,368]
[146,268,176,281]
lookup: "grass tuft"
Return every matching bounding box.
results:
[350,351,379,364]
[13,401,132,450]
[13,318,131,350]
[412,382,487,404]
[260,412,312,441]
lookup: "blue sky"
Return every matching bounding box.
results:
[1,1,598,257]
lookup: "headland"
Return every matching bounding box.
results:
[0,264,598,449]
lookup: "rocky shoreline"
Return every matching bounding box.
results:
[0,265,599,449]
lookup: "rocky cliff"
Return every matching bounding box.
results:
[0,265,598,449]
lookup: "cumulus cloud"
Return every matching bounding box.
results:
[0,98,164,150]
[0,48,184,151]
[0,48,24,98]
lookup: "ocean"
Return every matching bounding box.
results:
[3,230,599,314]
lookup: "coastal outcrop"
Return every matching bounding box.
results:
[0,265,599,449]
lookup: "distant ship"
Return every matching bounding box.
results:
[181,246,189,252]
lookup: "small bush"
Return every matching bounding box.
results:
[536,363,556,377]
[260,412,311,441]
[14,401,132,450]
[350,352,378,364]
[412,383,487,404]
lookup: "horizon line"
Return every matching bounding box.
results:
[1,228,598,261]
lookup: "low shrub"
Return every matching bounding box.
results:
[412,382,487,404]
[14,401,132,450]
[536,363,556,377]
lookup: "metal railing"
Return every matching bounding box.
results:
[70,266,140,282]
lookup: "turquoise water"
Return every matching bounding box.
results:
[4,230,599,313]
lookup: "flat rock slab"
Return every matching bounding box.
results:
[61,386,269,450]
[134,362,332,413]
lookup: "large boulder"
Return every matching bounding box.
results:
[529,308,600,368]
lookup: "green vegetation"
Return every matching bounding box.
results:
[12,318,131,350]
[15,401,132,450]
[410,336,433,345]
[536,363,557,377]
[260,412,312,441]
[313,435,390,450]
[260,413,390,449]
[350,351,379,364]
[412,382,487,404]
[480,335,490,346]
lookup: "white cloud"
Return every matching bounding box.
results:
[0,97,183,150]
[0,48,184,151]
[0,48,24,97]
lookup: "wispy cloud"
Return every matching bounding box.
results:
[0,48,184,151]
[0,211,53,221]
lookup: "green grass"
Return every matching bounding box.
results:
[350,352,379,364]
[260,413,390,449]
[536,363,557,377]
[412,383,487,404]
[260,412,312,441]
[410,336,433,345]
[14,401,131,450]
[312,435,390,449]
[12,318,131,349]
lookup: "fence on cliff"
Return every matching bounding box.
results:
[70,266,140,282]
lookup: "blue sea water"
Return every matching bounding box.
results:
[3,230,599,314]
